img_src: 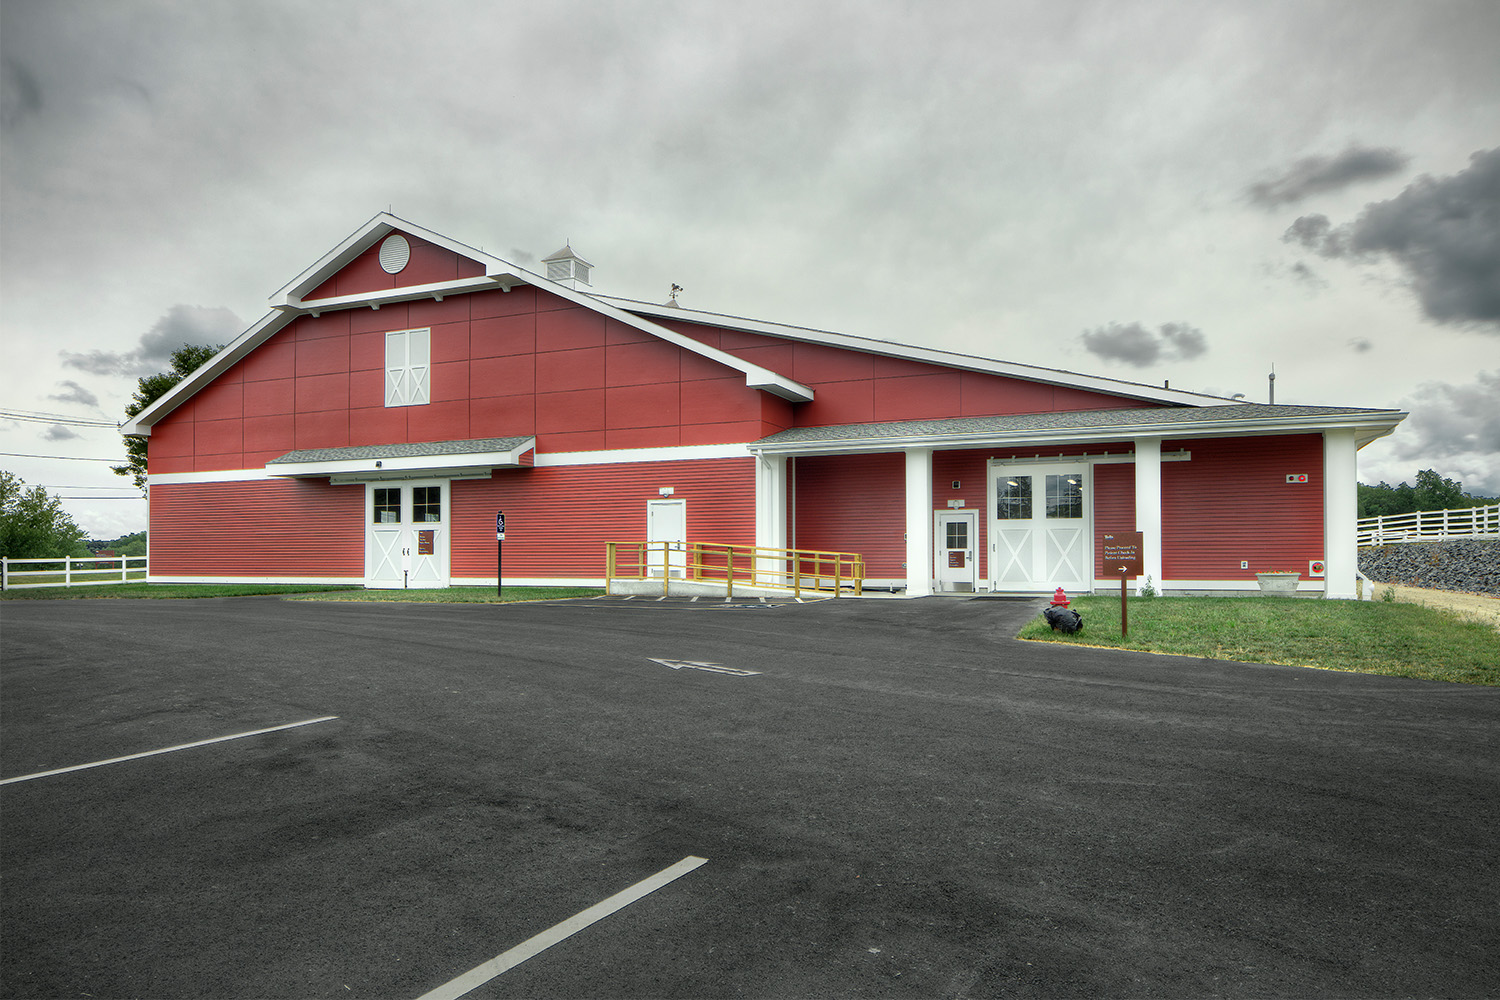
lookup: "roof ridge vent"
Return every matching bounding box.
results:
[541,243,592,289]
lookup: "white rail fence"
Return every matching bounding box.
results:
[1357,504,1500,547]
[2,554,149,590]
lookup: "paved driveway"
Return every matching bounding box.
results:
[3,596,1497,998]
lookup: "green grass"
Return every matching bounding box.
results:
[1018,595,1500,686]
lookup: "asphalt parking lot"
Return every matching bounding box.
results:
[3,595,1498,999]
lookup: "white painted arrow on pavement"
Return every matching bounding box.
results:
[649,658,761,676]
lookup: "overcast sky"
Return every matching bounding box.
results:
[3,0,1498,539]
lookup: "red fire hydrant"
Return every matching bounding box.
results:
[1050,587,1070,607]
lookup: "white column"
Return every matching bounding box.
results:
[755,454,788,586]
[1323,429,1359,599]
[1134,437,1163,595]
[905,448,934,597]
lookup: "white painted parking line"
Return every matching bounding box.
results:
[0,716,339,785]
[416,855,709,1000]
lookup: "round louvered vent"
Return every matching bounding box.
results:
[379,234,410,274]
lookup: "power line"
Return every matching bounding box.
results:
[0,409,117,428]
[38,484,135,490]
[57,495,143,500]
[0,451,125,463]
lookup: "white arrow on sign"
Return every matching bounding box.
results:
[649,658,761,677]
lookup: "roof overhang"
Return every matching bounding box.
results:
[747,406,1408,457]
[602,295,1234,408]
[265,436,536,483]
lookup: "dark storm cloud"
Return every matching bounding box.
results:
[1282,214,1347,257]
[1348,338,1373,353]
[1078,322,1208,367]
[0,55,42,130]
[48,380,99,408]
[1345,148,1500,327]
[42,424,80,441]
[1248,146,1410,208]
[61,305,241,376]
[1282,149,1500,328]
[1393,371,1500,462]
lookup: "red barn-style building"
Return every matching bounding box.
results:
[123,214,1405,598]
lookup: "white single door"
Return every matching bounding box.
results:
[646,499,687,578]
[935,510,978,592]
[989,465,1089,592]
[365,481,449,589]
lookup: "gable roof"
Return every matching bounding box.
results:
[122,214,813,435]
[122,213,1345,441]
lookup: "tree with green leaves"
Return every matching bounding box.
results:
[1,471,90,560]
[113,343,224,492]
[1357,469,1492,517]
[1412,468,1467,511]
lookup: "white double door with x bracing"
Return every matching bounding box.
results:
[989,463,1091,593]
[365,480,450,589]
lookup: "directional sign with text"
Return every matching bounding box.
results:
[496,510,506,541]
[1100,531,1144,578]
[649,658,761,677]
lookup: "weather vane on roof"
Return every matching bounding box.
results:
[670,283,683,304]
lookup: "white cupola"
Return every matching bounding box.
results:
[541,243,592,289]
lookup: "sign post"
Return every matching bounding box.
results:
[1100,531,1144,638]
[496,511,506,598]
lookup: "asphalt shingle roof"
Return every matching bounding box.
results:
[267,436,533,465]
[753,403,1401,446]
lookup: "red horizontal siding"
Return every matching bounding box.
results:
[1162,434,1324,580]
[792,453,905,577]
[1092,464,1135,578]
[450,458,756,578]
[149,480,364,577]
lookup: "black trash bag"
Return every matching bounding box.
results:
[1042,605,1083,633]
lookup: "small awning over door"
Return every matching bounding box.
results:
[266,436,535,483]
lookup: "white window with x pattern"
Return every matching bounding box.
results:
[384,328,430,407]
[989,464,1090,592]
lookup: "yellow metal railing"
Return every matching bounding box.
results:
[606,541,865,598]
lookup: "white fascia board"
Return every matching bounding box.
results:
[748,410,1408,457]
[288,275,515,313]
[272,213,523,305]
[120,310,295,435]
[600,295,1229,407]
[266,439,536,479]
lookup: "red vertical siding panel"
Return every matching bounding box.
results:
[873,373,964,422]
[792,453,905,577]
[1162,435,1324,580]
[406,400,471,441]
[536,346,606,391]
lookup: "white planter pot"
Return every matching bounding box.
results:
[1256,572,1300,596]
